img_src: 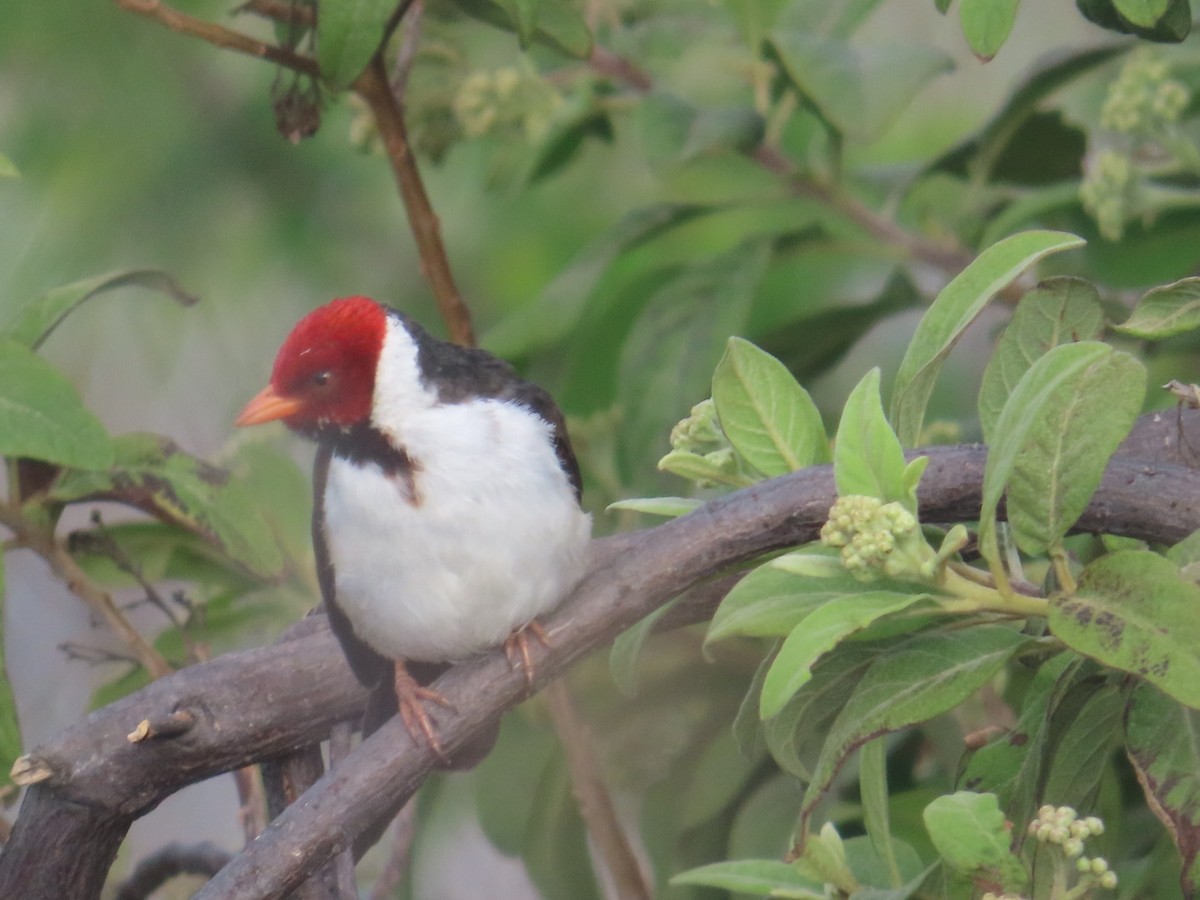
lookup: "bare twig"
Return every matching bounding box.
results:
[544,680,652,900]
[0,506,172,679]
[113,0,318,76]
[233,766,268,844]
[353,54,476,347]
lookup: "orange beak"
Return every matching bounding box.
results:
[235,384,305,427]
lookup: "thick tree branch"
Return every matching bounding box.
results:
[2,443,1198,898]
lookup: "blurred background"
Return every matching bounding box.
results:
[3,1,1198,896]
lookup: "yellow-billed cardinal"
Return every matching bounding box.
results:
[236,296,592,758]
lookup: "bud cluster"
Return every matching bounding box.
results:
[820,495,933,580]
[1027,805,1118,892]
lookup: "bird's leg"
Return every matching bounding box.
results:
[503,619,552,686]
[393,660,454,761]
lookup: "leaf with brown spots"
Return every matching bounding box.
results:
[1050,550,1200,708]
[1124,681,1200,896]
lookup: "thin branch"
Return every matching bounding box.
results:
[113,841,232,900]
[113,0,318,76]
[0,506,171,679]
[353,54,476,347]
[544,680,652,900]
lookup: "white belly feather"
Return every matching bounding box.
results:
[322,398,592,662]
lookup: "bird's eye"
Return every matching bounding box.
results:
[312,371,331,387]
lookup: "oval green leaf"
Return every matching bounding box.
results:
[712,337,829,477]
[1115,276,1200,340]
[760,591,927,719]
[890,230,1085,448]
[835,368,912,510]
[670,859,825,897]
[317,0,394,89]
[0,339,113,469]
[977,340,1112,567]
[800,626,1027,829]
[923,791,1028,891]
[1006,347,1145,554]
[1050,550,1200,708]
[978,277,1104,443]
[959,0,1021,61]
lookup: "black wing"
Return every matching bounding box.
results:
[404,315,583,501]
[312,443,392,692]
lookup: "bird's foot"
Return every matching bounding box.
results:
[394,661,455,762]
[503,619,552,686]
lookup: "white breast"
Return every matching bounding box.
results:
[321,320,591,662]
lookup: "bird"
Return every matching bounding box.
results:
[235,296,592,759]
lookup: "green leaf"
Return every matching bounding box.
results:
[760,591,927,718]
[606,497,703,518]
[957,652,1080,821]
[657,449,750,488]
[522,753,603,900]
[52,433,283,577]
[483,204,709,359]
[670,859,825,897]
[1040,684,1122,807]
[959,0,1021,61]
[765,641,880,781]
[1051,550,1200,709]
[800,626,1027,828]
[3,269,197,351]
[1124,681,1200,896]
[1005,348,1145,555]
[0,553,22,788]
[618,243,767,480]
[609,597,678,698]
[0,152,18,178]
[1115,277,1200,340]
[712,337,830,477]
[1076,0,1191,40]
[860,738,903,889]
[475,714,558,855]
[707,556,925,645]
[0,339,113,469]
[317,0,393,89]
[835,369,912,510]
[1113,0,1170,27]
[723,0,789,48]
[978,277,1104,443]
[766,33,953,141]
[448,0,591,57]
[977,341,1112,567]
[890,230,1085,447]
[923,792,1028,891]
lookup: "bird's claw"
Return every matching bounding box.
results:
[394,661,454,762]
[504,619,552,687]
